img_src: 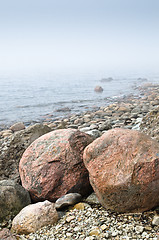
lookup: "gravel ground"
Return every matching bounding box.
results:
[18,202,159,240]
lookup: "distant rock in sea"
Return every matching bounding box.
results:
[94,86,103,93]
[100,77,113,82]
[55,107,71,112]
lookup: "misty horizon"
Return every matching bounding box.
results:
[0,0,159,76]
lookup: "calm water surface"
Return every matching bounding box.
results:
[0,72,159,127]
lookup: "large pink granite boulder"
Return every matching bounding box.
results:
[83,128,159,213]
[19,129,93,202]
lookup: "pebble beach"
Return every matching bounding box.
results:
[24,83,159,142]
[0,83,159,240]
[18,204,159,240]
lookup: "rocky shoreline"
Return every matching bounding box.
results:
[0,83,159,239]
[1,83,159,140]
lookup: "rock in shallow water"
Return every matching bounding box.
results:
[83,128,159,213]
[94,86,103,93]
[19,129,93,202]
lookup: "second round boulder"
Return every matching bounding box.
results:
[83,128,159,213]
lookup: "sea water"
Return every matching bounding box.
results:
[0,72,159,127]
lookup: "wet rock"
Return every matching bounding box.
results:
[55,193,82,209]
[0,123,51,182]
[11,200,58,234]
[0,180,31,223]
[83,128,159,213]
[19,129,93,202]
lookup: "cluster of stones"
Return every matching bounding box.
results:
[1,194,159,239]
[140,105,159,142]
[42,83,159,142]
[0,83,159,239]
[0,84,159,141]
[20,203,159,239]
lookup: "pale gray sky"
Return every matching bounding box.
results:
[0,0,159,75]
